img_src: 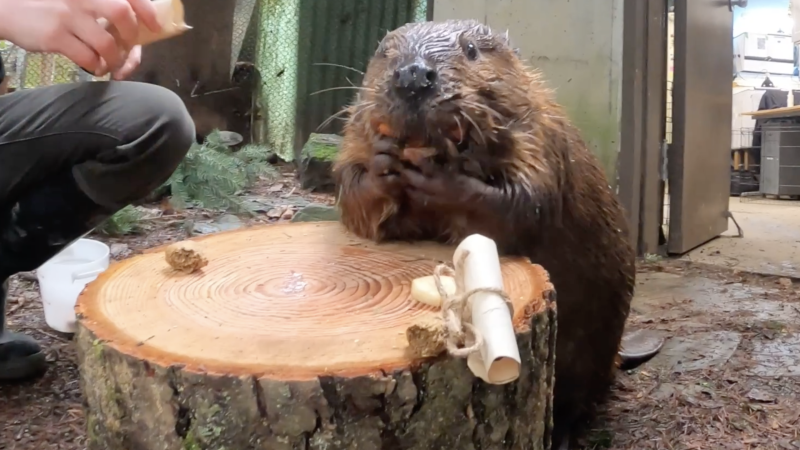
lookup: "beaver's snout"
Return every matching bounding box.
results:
[392,60,437,99]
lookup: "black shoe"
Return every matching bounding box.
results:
[0,280,47,381]
[0,169,118,275]
[0,169,121,382]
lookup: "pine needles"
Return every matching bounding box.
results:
[96,130,275,236]
[95,205,145,236]
[166,130,275,213]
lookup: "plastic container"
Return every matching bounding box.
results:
[36,238,110,333]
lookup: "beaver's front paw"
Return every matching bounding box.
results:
[366,139,406,199]
[399,166,494,212]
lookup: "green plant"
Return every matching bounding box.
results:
[94,131,274,235]
[95,205,145,236]
[166,130,275,213]
[644,253,663,263]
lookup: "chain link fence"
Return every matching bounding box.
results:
[256,0,301,161]
[232,0,259,76]
[0,42,107,91]
[255,0,430,160]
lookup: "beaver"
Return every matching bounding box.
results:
[332,19,662,449]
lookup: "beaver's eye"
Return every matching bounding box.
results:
[465,42,479,61]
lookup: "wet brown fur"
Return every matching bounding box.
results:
[332,20,635,447]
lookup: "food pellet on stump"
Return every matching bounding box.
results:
[164,240,209,273]
[406,315,447,358]
[411,274,456,308]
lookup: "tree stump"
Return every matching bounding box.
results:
[75,222,557,450]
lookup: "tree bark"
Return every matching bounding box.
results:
[75,222,556,450]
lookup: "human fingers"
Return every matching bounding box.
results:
[88,0,139,46]
[69,12,125,72]
[112,45,141,80]
[127,0,162,33]
[56,33,104,75]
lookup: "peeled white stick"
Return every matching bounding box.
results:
[411,275,456,308]
[454,234,521,385]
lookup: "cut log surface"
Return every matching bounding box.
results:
[76,222,557,450]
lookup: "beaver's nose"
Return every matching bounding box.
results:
[393,61,437,97]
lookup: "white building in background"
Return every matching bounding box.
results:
[734,1,797,89]
[792,0,800,44]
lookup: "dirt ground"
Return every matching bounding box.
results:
[585,260,800,450]
[1,169,799,449]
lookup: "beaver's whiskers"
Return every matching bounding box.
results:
[459,110,485,145]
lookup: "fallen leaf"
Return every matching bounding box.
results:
[746,388,776,403]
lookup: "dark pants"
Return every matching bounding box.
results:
[0,81,195,213]
[0,80,194,380]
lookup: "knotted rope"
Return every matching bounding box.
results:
[432,250,515,358]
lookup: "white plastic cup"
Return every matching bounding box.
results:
[36,238,110,333]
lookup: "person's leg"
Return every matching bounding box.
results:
[0,81,195,381]
[0,52,7,95]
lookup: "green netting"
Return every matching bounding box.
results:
[0,43,104,90]
[255,0,301,161]
[232,0,259,74]
[255,0,430,161]
[413,0,429,21]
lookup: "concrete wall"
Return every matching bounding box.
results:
[433,0,624,181]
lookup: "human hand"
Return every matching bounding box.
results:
[0,0,161,76]
[111,45,142,80]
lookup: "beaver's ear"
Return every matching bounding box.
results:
[499,29,521,57]
[375,37,390,58]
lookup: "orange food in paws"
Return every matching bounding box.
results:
[402,147,437,166]
[375,121,397,138]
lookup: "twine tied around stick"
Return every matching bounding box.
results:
[432,250,515,358]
